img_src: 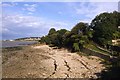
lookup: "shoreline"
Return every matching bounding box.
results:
[2,44,105,78]
[1,41,39,48]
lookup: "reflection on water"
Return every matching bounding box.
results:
[1,41,38,48]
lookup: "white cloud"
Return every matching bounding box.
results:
[2,28,9,32]
[23,3,38,12]
[58,11,62,14]
[1,0,119,2]
[2,15,44,28]
[79,19,92,24]
[2,14,70,39]
[28,12,33,15]
[89,0,119,2]
[1,3,13,7]
[77,2,117,15]
[67,2,118,23]
[1,2,18,7]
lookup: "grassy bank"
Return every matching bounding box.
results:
[84,43,110,55]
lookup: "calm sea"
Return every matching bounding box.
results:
[1,41,38,48]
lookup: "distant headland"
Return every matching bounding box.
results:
[2,37,41,41]
[15,37,41,41]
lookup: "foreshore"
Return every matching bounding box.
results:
[2,44,105,78]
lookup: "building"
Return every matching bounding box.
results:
[118,26,120,29]
[112,39,120,45]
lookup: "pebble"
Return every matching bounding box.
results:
[42,73,46,76]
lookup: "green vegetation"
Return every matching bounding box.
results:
[84,43,110,55]
[40,28,67,48]
[91,11,120,47]
[40,22,91,51]
[40,11,120,53]
[40,11,120,79]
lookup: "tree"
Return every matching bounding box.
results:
[62,31,73,49]
[71,22,88,35]
[41,35,51,44]
[113,31,120,39]
[56,29,67,47]
[90,11,119,46]
[48,28,56,35]
[73,43,80,52]
[69,22,90,52]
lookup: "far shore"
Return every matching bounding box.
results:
[1,40,39,48]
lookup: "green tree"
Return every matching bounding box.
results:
[48,28,56,35]
[41,35,51,44]
[62,31,73,49]
[113,31,120,39]
[56,29,67,47]
[69,22,90,52]
[90,11,120,46]
[73,43,80,52]
[71,22,88,35]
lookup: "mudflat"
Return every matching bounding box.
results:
[2,44,105,78]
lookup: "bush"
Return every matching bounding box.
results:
[73,43,80,52]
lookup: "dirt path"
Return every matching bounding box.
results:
[2,45,104,78]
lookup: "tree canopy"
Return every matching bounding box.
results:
[41,11,120,50]
[90,11,120,46]
[48,28,56,35]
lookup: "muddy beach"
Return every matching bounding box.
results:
[2,44,105,78]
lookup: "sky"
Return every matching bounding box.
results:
[1,1,118,40]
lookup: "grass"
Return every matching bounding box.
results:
[84,43,110,55]
[77,52,90,56]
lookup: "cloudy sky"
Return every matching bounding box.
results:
[1,1,118,40]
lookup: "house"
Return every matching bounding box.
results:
[112,39,120,45]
